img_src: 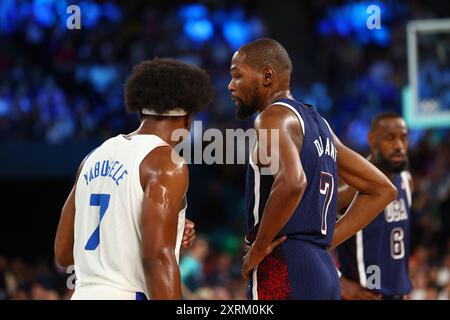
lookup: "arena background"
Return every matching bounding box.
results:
[0,0,449,300]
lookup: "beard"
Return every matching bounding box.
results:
[234,87,261,120]
[375,150,409,174]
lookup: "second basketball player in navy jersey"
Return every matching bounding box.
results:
[228,38,398,300]
[336,113,413,300]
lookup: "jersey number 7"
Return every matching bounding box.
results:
[319,172,334,235]
[85,193,111,251]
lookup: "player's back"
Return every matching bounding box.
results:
[72,134,186,300]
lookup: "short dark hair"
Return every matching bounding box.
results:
[239,38,292,74]
[124,58,214,115]
[371,111,403,130]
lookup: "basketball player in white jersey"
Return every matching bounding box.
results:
[54,58,214,300]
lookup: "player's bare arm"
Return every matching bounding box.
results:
[242,106,306,279]
[331,133,397,248]
[54,159,86,267]
[340,276,381,300]
[140,146,188,299]
[337,184,357,216]
[337,169,412,217]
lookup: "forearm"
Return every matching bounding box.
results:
[55,250,74,267]
[54,222,74,266]
[331,188,395,248]
[337,185,357,215]
[143,252,182,299]
[253,179,305,252]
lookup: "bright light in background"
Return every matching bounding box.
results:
[317,1,392,46]
[178,4,263,48]
[0,0,17,34]
[222,7,264,50]
[178,3,209,20]
[371,27,390,46]
[79,1,101,29]
[347,119,370,148]
[0,0,123,32]
[223,20,252,51]
[178,4,214,43]
[33,0,56,27]
[184,18,214,42]
[223,17,264,51]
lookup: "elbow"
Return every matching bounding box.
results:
[142,248,176,275]
[282,173,307,198]
[382,180,398,203]
[54,243,73,267]
[55,248,72,267]
[388,183,398,202]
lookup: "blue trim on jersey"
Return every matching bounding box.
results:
[135,292,147,300]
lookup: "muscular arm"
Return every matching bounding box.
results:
[337,184,357,216]
[54,159,85,267]
[337,166,412,216]
[252,107,306,252]
[242,107,306,278]
[140,146,187,299]
[331,134,397,248]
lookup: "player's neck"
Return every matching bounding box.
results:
[260,89,293,112]
[128,118,182,147]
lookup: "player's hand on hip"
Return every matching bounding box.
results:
[241,236,287,280]
[182,218,196,248]
[340,276,382,300]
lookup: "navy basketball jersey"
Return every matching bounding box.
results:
[337,171,413,296]
[245,98,338,248]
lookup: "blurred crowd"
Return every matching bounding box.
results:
[0,0,449,300]
[0,1,447,145]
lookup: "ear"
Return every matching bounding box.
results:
[262,67,275,86]
[183,114,193,130]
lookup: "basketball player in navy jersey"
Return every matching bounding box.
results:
[55,58,213,299]
[336,112,413,300]
[228,38,398,300]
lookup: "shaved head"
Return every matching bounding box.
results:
[228,38,293,119]
[238,38,292,74]
[371,111,403,131]
[368,111,409,174]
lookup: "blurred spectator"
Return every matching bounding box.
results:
[180,236,209,293]
[437,254,450,288]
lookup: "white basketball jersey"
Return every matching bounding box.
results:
[73,134,186,299]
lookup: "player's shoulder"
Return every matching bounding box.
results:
[255,103,300,130]
[142,145,187,176]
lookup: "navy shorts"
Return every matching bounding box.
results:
[248,239,340,300]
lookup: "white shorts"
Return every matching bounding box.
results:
[71,284,148,300]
